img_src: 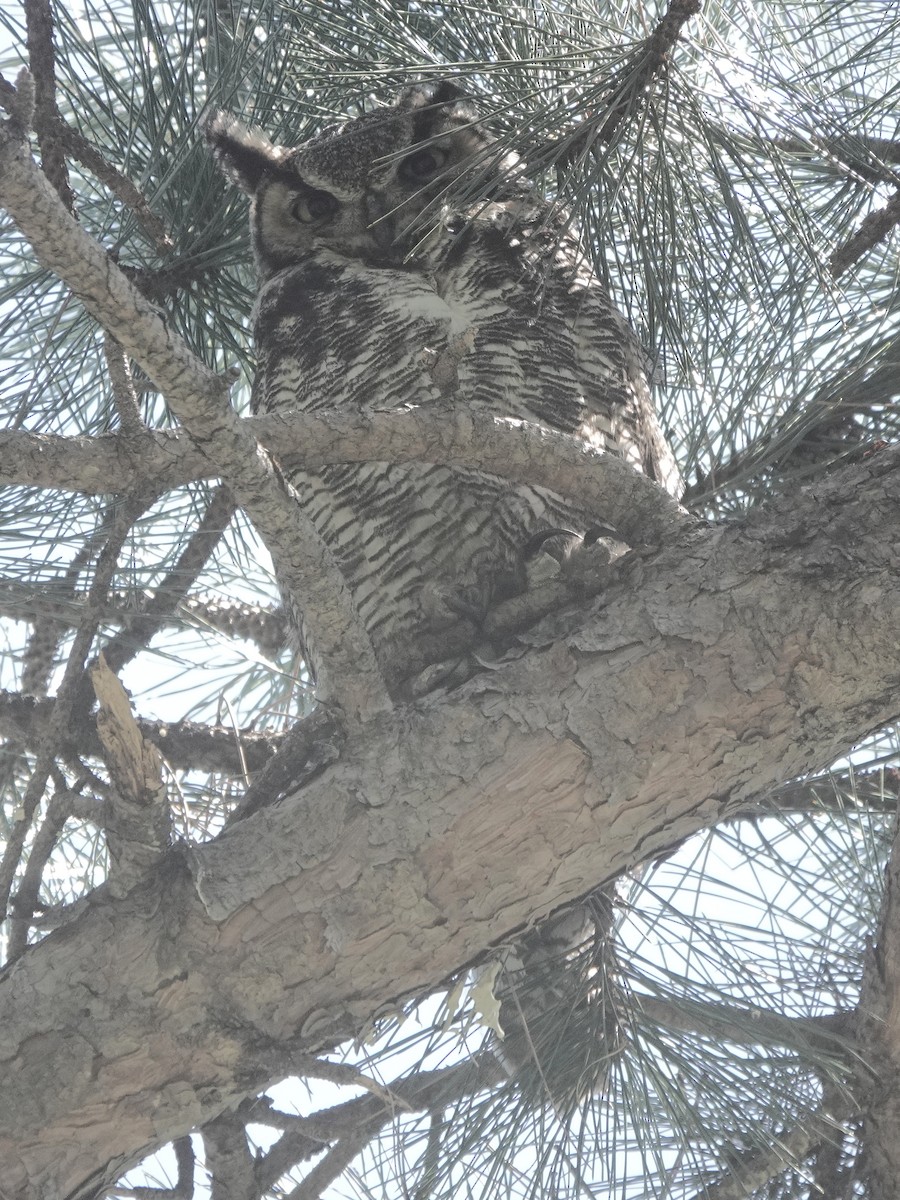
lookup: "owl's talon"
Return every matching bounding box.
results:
[560,535,615,593]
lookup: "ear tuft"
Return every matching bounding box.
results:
[205,112,282,195]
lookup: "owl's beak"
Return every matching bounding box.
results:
[365,194,398,252]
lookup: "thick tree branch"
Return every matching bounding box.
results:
[0,440,896,1199]
[0,114,389,724]
[0,409,689,546]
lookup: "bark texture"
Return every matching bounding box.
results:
[0,442,897,1200]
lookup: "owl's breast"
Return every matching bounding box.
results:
[253,253,460,414]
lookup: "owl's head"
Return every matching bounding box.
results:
[207,81,520,275]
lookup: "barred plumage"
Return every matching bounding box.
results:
[207,81,679,694]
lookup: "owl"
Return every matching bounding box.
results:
[209,81,678,1110]
[207,79,680,697]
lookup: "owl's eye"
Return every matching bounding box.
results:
[291,190,338,223]
[399,146,449,181]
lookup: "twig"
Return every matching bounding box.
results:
[534,0,701,168]
[829,187,900,277]
[596,0,702,148]
[287,1055,415,1112]
[0,117,391,725]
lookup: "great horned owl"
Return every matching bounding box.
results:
[207,80,679,696]
[209,80,679,1110]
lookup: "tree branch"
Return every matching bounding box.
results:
[0,690,282,776]
[0,409,690,546]
[830,188,900,277]
[684,1102,855,1200]
[0,439,896,1199]
[857,812,900,1199]
[0,583,287,660]
[24,0,73,212]
[0,113,390,725]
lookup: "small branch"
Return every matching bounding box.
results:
[201,1111,257,1199]
[60,122,175,255]
[24,0,74,211]
[249,1055,509,1195]
[5,782,76,928]
[0,581,287,659]
[683,364,900,507]
[99,484,239,677]
[597,0,701,148]
[683,1104,854,1200]
[0,689,284,776]
[284,1131,369,1200]
[20,533,97,698]
[532,0,701,168]
[635,992,854,1056]
[0,118,390,725]
[171,1136,195,1200]
[766,132,900,187]
[414,1110,444,1200]
[102,336,145,434]
[227,708,343,824]
[0,71,174,253]
[178,595,286,656]
[757,765,899,819]
[856,814,900,1198]
[830,187,900,277]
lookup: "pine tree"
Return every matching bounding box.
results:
[0,2,898,1198]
